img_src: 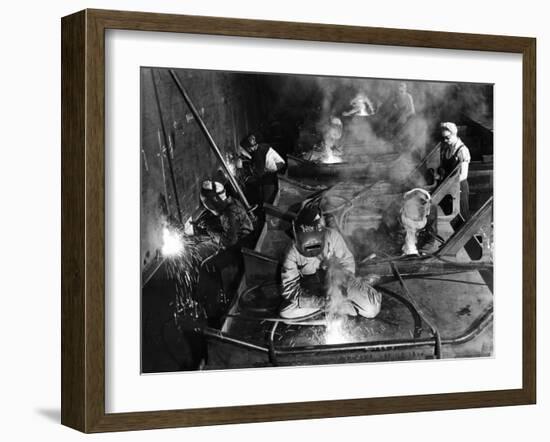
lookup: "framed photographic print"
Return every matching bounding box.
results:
[61,9,536,433]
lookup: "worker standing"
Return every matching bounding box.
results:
[378,81,416,142]
[438,122,471,220]
[392,82,416,127]
[238,133,285,205]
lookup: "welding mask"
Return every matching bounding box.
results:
[402,188,431,224]
[293,206,326,258]
[200,180,228,216]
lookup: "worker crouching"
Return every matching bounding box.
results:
[380,188,438,256]
[280,205,382,320]
[195,180,255,327]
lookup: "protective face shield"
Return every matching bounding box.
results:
[200,180,228,215]
[293,206,326,258]
[402,188,431,223]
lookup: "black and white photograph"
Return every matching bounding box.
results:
[1,0,546,437]
[141,67,494,373]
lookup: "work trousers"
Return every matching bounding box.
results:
[196,246,243,328]
[460,180,470,221]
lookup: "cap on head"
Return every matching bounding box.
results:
[440,122,458,136]
[201,179,225,194]
[240,133,257,151]
[293,205,326,258]
[200,180,227,215]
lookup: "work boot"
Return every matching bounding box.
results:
[279,294,324,320]
[280,302,322,319]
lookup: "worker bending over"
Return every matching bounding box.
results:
[342,92,375,117]
[380,188,438,256]
[238,133,285,205]
[376,81,416,142]
[195,180,255,327]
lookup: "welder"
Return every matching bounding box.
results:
[342,92,376,117]
[195,179,255,327]
[238,133,285,205]
[341,93,377,149]
[392,82,416,127]
[380,188,438,256]
[308,115,344,163]
[437,121,471,220]
[279,205,381,319]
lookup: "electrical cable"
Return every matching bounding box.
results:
[390,262,442,359]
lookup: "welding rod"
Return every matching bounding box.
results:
[169,69,252,212]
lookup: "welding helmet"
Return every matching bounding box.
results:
[402,188,431,223]
[293,205,326,258]
[200,180,228,215]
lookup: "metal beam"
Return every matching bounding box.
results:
[431,164,461,206]
[439,197,493,257]
[169,69,252,212]
[151,69,183,222]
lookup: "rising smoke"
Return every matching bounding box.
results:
[263,73,491,164]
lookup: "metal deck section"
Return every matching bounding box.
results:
[205,158,493,369]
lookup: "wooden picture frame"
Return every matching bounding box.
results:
[61,8,536,433]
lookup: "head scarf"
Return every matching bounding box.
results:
[440,122,458,135]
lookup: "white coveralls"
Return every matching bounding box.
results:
[280,228,381,319]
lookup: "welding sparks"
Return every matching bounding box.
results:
[323,256,359,344]
[159,219,216,322]
[321,146,343,164]
[320,118,343,164]
[161,225,185,258]
[324,317,352,344]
